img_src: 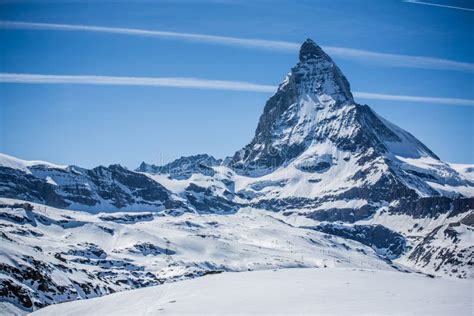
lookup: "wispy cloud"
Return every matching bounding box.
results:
[0,20,299,51]
[353,91,474,106]
[1,73,473,106]
[404,0,474,12]
[1,20,473,73]
[323,46,474,73]
[0,73,276,92]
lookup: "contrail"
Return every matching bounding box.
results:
[1,73,473,106]
[0,73,276,93]
[1,20,473,73]
[404,0,474,12]
[353,91,474,106]
[0,20,299,51]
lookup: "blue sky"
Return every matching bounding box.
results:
[0,0,473,168]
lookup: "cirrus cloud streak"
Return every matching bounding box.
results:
[1,20,473,73]
[1,72,473,106]
[404,0,474,12]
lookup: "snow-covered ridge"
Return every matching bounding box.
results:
[449,163,474,182]
[0,153,68,174]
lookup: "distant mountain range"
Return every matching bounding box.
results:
[1,39,472,315]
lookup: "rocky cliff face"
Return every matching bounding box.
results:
[138,154,222,180]
[0,155,181,212]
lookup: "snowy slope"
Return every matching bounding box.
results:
[0,153,68,174]
[0,198,397,314]
[449,163,474,182]
[32,268,472,316]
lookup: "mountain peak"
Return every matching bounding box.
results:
[230,38,358,175]
[293,39,353,103]
[299,38,329,62]
[230,38,442,176]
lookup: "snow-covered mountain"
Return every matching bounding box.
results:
[1,39,473,314]
[228,39,472,211]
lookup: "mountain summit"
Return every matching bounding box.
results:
[299,38,327,61]
[297,38,353,102]
[230,38,437,177]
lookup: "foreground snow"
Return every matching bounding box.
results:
[33,268,472,316]
[0,198,399,314]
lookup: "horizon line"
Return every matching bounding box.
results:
[1,72,473,107]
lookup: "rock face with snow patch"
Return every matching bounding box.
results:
[308,223,406,260]
[0,156,187,212]
[406,212,473,278]
[137,154,221,180]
